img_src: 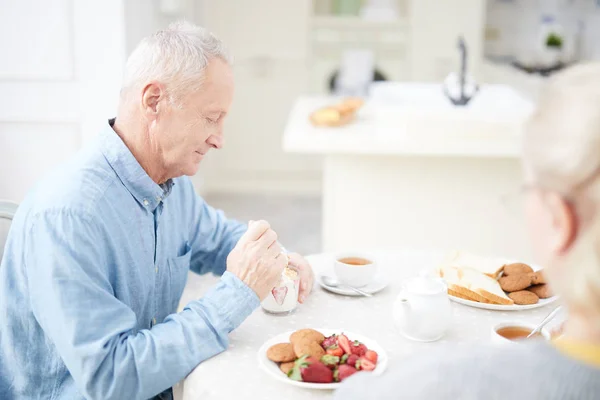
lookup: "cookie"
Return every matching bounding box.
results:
[290,329,325,346]
[508,290,539,305]
[499,274,533,292]
[503,263,534,276]
[528,284,553,299]
[280,361,295,375]
[266,343,297,363]
[531,271,547,285]
[293,340,325,359]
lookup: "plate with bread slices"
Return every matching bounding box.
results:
[436,251,559,311]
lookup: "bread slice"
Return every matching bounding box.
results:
[441,250,506,279]
[438,266,488,303]
[460,267,514,305]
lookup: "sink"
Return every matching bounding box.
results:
[367,82,534,122]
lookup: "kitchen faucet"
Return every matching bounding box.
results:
[444,36,479,106]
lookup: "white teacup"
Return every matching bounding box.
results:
[333,253,377,288]
[491,322,550,345]
[393,276,452,342]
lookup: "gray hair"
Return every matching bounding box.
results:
[523,62,600,315]
[121,20,231,103]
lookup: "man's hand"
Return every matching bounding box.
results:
[288,253,314,304]
[226,220,287,301]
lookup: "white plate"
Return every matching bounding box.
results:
[448,293,560,311]
[257,329,388,390]
[444,261,560,311]
[317,274,388,296]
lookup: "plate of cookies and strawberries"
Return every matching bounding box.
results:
[258,328,388,389]
[436,250,559,311]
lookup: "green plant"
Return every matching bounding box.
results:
[546,33,563,49]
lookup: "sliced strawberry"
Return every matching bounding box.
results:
[347,354,359,369]
[357,356,376,371]
[350,341,367,357]
[364,350,378,364]
[326,345,344,357]
[337,364,359,381]
[338,334,352,354]
[321,334,338,349]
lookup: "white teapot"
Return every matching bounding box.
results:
[393,275,452,342]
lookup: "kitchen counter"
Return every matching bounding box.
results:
[283,85,535,259]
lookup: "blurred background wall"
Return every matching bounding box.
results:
[2,0,599,201]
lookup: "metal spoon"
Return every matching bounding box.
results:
[321,276,373,297]
[527,305,563,338]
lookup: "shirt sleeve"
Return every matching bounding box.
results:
[183,179,247,276]
[26,209,259,400]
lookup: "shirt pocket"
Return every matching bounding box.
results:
[167,244,192,312]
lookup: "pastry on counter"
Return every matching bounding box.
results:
[309,97,364,127]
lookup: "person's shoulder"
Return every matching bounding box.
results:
[20,145,116,221]
[334,341,553,400]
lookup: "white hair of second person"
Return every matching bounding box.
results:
[523,62,600,316]
[120,20,231,105]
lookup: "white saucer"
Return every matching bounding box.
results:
[317,274,388,296]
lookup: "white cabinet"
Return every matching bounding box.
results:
[198,0,310,61]
[196,0,320,194]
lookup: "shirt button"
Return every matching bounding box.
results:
[156,196,162,201]
[143,199,149,206]
[152,317,156,326]
[155,265,158,273]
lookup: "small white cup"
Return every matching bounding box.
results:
[491,322,551,345]
[334,253,377,287]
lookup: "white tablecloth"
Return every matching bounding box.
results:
[181,250,563,400]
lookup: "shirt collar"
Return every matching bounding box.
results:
[100,119,174,212]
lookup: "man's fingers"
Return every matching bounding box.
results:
[239,220,270,243]
[257,229,278,250]
[298,275,312,303]
[265,241,282,260]
[274,252,288,270]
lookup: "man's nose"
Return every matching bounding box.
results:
[207,135,223,149]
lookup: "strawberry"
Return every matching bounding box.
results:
[321,334,338,349]
[326,345,344,357]
[350,340,367,357]
[288,355,333,383]
[337,364,359,382]
[346,354,359,368]
[320,354,340,369]
[337,334,352,354]
[356,356,376,371]
[364,350,378,364]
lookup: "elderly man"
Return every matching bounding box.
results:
[0,22,314,399]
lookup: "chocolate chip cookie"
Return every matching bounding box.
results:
[290,329,325,346]
[499,274,533,292]
[503,263,534,276]
[508,290,539,305]
[293,340,325,359]
[266,343,297,363]
[528,284,553,299]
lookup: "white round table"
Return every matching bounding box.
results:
[181,250,562,400]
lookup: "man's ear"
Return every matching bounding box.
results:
[545,192,578,255]
[140,82,164,118]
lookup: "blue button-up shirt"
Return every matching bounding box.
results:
[0,121,260,399]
